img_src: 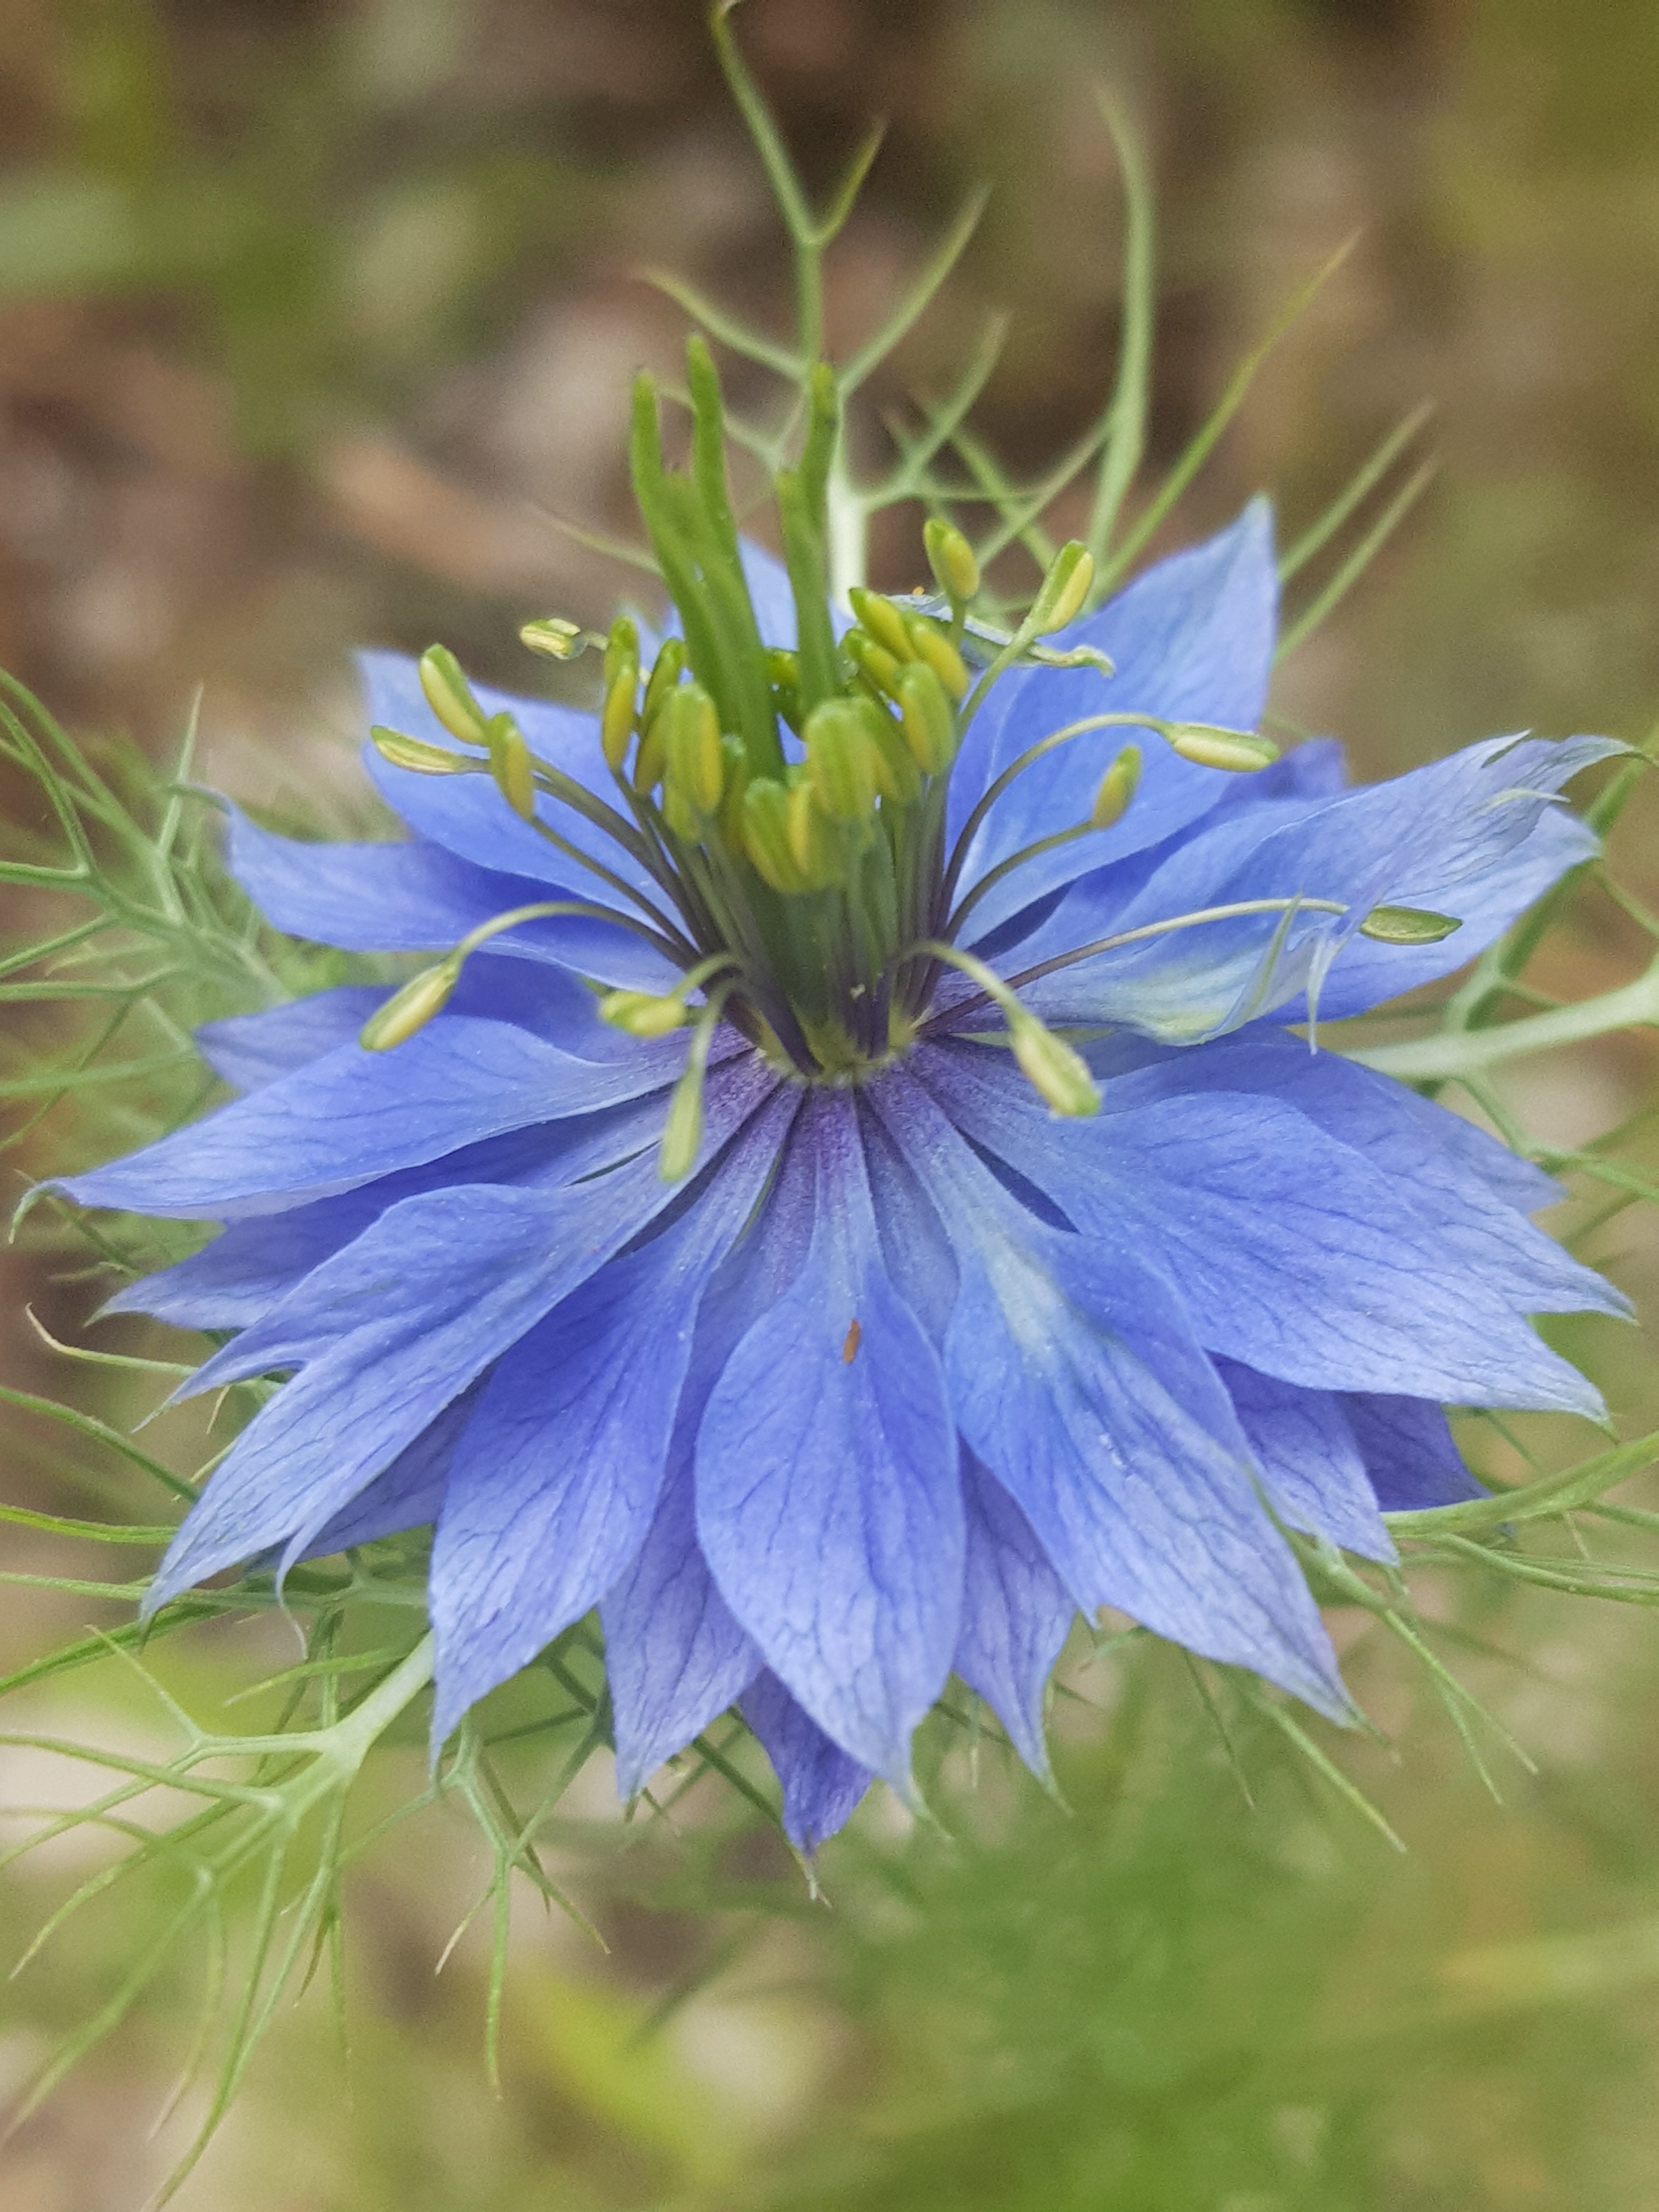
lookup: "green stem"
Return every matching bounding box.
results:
[1346,964,1659,1084]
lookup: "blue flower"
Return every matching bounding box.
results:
[59,496,1623,1855]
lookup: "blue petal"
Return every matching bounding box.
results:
[1011,733,1616,1042]
[741,1671,872,1854]
[227,808,679,994]
[60,1015,693,1221]
[359,650,661,904]
[920,1046,1605,1415]
[602,1465,760,1801]
[1342,1392,1485,1512]
[142,1056,782,1605]
[947,503,1280,933]
[695,1090,964,1789]
[872,1070,1347,1718]
[426,1086,798,1748]
[300,1386,481,1556]
[105,1091,670,1330]
[1214,1359,1395,1562]
[196,989,391,1091]
[955,1451,1075,1778]
[1094,1038,1621,1317]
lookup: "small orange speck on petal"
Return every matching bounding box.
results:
[842,1319,861,1363]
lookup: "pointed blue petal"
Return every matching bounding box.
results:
[300,1385,479,1556]
[60,1015,691,1221]
[142,1057,782,1605]
[742,1671,872,1854]
[426,1087,798,1747]
[1010,733,1617,1042]
[1214,1360,1395,1562]
[104,1087,675,1330]
[947,503,1280,930]
[1342,1392,1485,1512]
[227,808,679,994]
[196,989,391,1091]
[602,1465,759,1801]
[696,1091,964,1788]
[955,1452,1075,1778]
[871,1070,1347,1719]
[918,1046,1605,1415]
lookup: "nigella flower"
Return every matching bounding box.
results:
[57,353,1623,1855]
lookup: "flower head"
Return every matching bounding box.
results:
[58,356,1624,1852]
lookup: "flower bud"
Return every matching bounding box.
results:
[923,517,980,605]
[895,662,956,775]
[1009,1012,1101,1117]
[904,619,970,701]
[848,587,916,663]
[359,961,459,1051]
[1166,723,1279,772]
[804,698,883,823]
[1358,904,1463,944]
[418,646,488,746]
[370,726,477,775]
[484,712,536,821]
[1030,541,1095,635]
[600,662,639,772]
[1090,744,1141,830]
[518,616,588,662]
[599,988,690,1037]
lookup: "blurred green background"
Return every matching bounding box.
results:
[7,1,1659,2206]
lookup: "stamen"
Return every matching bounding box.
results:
[1091,744,1141,828]
[600,953,738,1037]
[658,984,737,1182]
[923,516,980,607]
[518,616,597,662]
[1358,905,1463,944]
[418,645,488,746]
[906,940,1100,1116]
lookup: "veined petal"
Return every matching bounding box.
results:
[1012,733,1617,1041]
[298,1386,481,1557]
[696,1090,964,1790]
[871,1070,1346,1718]
[948,503,1280,932]
[1343,1392,1486,1512]
[741,1672,873,1855]
[955,1451,1075,1779]
[919,1043,1608,1411]
[1215,1360,1395,1562]
[227,808,679,994]
[60,1015,693,1221]
[142,1057,782,1606]
[427,1086,799,1748]
[105,1091,669,1330]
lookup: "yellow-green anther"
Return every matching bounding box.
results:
[896,662,956,775]
[1358,904,1463,945]
[641,636,686,730]
[1030,541,1095,635]
[738,777,806,893]
[360,960,460,1051]
[848,588,916,662]
[905,619,970,701]
[662,682,725,816]
[845,631,904,698]
[370,726,478,775]
[599,988,691,1037]
[804,698,882,824]
[767,647,802,732]
[603,616,639,689]
[518,616,587,661]
[1009,1012,1101,1117]
[923,516,980,605]
[787,777,844,887]
[1166,722,1280,772]
[1090,744,1141,830]
[418,645,488,745]
[634,716,667,794]
[601,663,638,772]
[484,712,536,821]
[865,704,923,805]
